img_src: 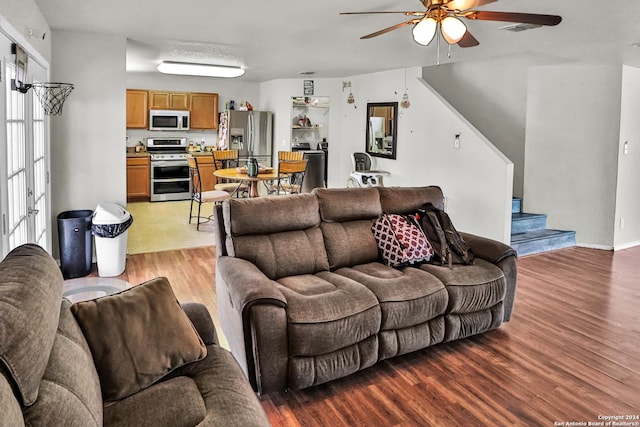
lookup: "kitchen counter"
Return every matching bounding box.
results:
[126,152,150,158]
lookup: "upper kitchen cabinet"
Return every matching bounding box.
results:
[149,91,189,110]
[126,89,148,129]
[189,93,219,130]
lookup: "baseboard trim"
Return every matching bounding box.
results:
[576,243,613,251]
[613,241,640,251]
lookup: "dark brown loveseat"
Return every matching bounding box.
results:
[214,186,517,395]
[0,244,270,427]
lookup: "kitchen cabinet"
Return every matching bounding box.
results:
[127,156,150,201]
[126,89,148,129]
[189,93,219,130]
[148,91,189,110]
[194,155,216,191]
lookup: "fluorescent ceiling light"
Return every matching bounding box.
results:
[157,61,245,78]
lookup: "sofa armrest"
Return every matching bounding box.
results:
[181,302,218,346]
[460,232,518,322]
[217,257,287,311]
[460,232,517,264]
[216,256,288,394]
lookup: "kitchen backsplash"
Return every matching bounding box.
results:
[126,129,219,148]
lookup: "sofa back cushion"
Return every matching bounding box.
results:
[223,194,329,280]
[315,188,382,270]
[0,244,63,406]
[377,186,445,214]
[22,300,103,426]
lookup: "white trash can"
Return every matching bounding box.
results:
[91,202,133,277]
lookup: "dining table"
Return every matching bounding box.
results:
[213,167,279,197]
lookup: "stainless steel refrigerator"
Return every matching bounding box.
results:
[221,111,273,167]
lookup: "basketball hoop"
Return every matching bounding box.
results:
[31,82,75,116]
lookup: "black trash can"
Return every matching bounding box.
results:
[57,210,93,279]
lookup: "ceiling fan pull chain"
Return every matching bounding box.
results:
[448,43,452,59]
[436,24,441,66]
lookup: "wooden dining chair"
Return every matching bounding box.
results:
[187,155,231,230]
[212,149,248,197]
[274,159,308,195]
[265,151,305,194]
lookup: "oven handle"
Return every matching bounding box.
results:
[151,178,191,183]
[151,160,188,168]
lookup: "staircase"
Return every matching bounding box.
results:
[510,198,576,256]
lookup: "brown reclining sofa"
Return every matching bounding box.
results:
[214,186,517,395]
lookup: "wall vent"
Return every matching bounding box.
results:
[497,23,542,32]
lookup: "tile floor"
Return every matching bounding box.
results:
[126,200,217,254]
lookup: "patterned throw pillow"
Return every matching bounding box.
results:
[371,214,434,267]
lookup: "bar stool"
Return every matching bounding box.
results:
[187,155,231,230]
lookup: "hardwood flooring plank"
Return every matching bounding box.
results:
[110,245,640,426]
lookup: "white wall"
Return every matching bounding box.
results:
[50,30,127,255]
[0,1,51,62]
[261,68,513,243]
[524,64,622,248]
[422,54,562,198]
[614,66,640,249]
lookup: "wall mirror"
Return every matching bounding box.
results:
[366,102,398,160]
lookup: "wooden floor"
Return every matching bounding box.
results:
[118,245,640,426]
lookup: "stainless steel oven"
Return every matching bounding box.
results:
[147,138,191,202]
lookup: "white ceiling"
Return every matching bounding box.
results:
[34,0,640,82]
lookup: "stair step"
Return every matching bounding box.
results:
[512,197,522,214]
[510,229,576,256]
[512,212,547,234]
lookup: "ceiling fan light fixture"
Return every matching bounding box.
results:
[157,61,245,78]
[441,16,467,44]
[412,17,437,46]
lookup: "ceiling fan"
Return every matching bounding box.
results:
[340,0,562,48]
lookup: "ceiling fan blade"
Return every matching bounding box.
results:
[457,31,479,47]
[444,0,497,11]
[361,20,417,39]
[464,11,562,26]
[340,11,424,16]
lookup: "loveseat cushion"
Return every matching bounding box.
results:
[223,194,330,279]
[103,377,206,427]
[230,228,330,280]
[335,263,448,330]
[0,244,63,406]
[175,344,271,426]
[71,277,207,402]
[276,271,381,356]
[315,187,382,269]
[377,186,445,214]
[22,300,103,426]
[418,259,506,315]
[315,187,382,222]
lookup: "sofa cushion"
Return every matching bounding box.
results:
[103,376,206,427]
[276,271,381,356]
[71,277,207,402]
[419,259,506,314]
[175,344,271,426]
[321,220,379,270]
[335,263,448,330]
[377,186,445,214]
[315,187,382,222]
[22,300,103,426]
[230,228,330,280]
[224,193,320,236]
[0,244,63,406]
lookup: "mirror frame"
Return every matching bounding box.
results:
[366,102,398,160]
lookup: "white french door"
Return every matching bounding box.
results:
[0,32,51,258]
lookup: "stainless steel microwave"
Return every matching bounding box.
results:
[149,110,190,131]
